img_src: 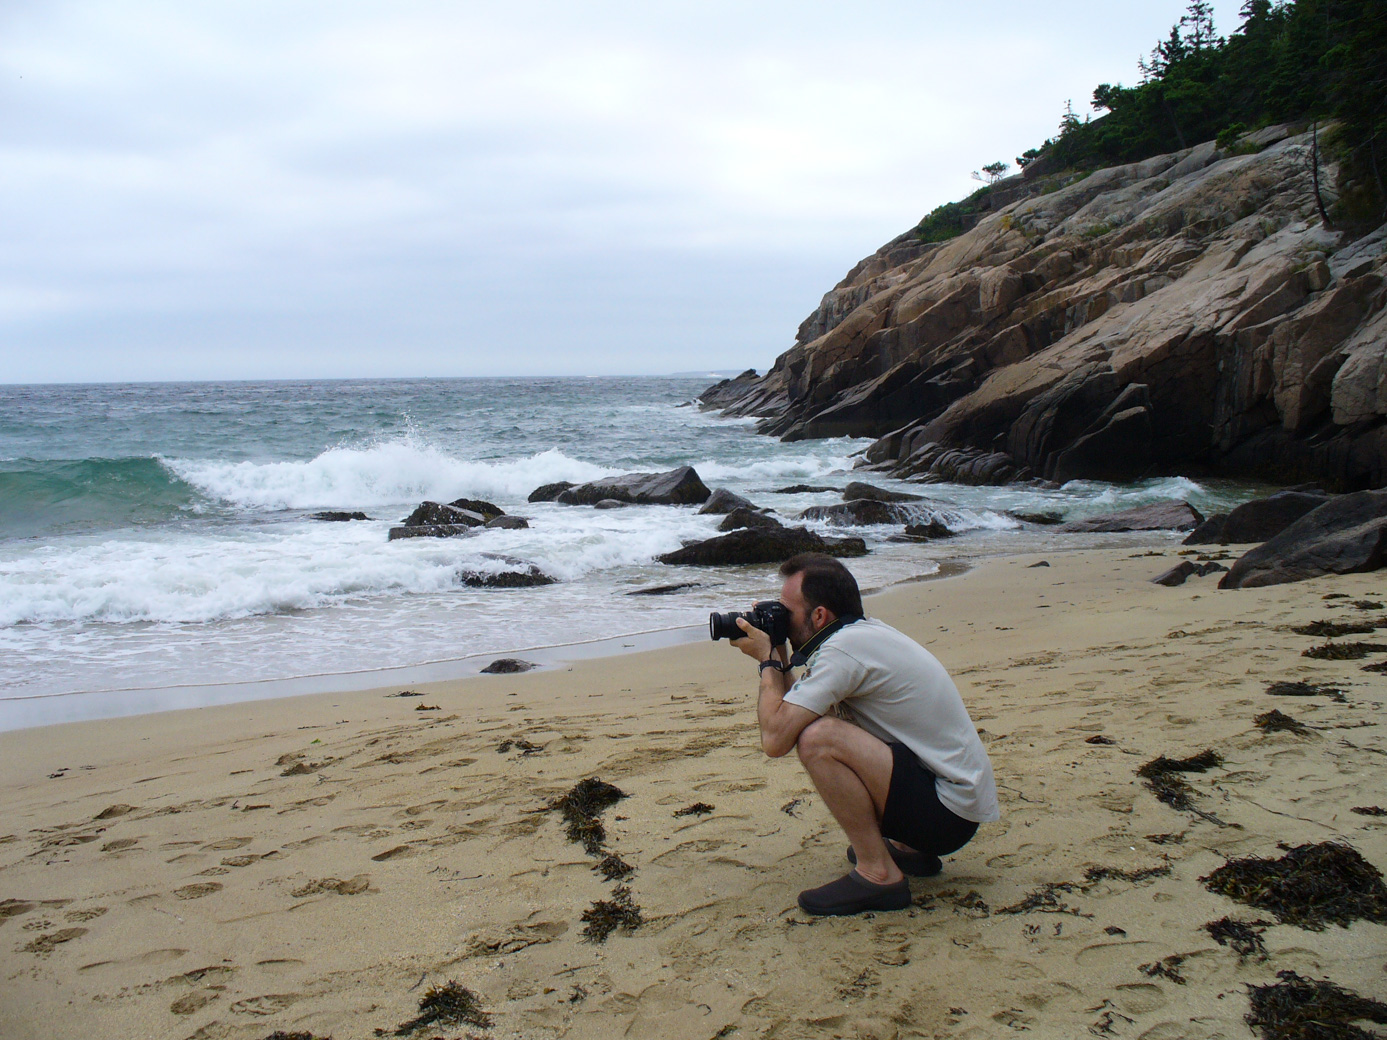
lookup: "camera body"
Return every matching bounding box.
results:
[709,600,791,645]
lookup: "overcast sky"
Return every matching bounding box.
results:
[1,1,1249,383]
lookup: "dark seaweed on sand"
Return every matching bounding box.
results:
[390,981,491,1035]
[1362,659,1387,673]
[673,802,714,817]
[1201,841,1387,930]
[1352,806,1387,816]
[1246,970,1387,1040]
[581,884,643,942]
[1291,619,1377,637]
[996,882,1082,916]
[549,778,626,855]
[1302,641,1387,660]
[1084,863,1171,884]
[1138,955,1186,985]
[595,852,633,880]
[1266,680,1347,703]
[262,1033,333,1040]
[1136,750,1227,822]
[1254,709,1310,735]
[1204,916,1268,960]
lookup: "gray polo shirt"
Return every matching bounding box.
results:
[783,617,1000,823]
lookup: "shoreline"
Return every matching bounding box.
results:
[3,544,1384,1039]
[0,556,973,734]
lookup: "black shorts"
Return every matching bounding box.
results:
[880,742,979,856]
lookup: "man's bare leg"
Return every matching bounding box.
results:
[794,716,902,885]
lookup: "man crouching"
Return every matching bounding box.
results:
[729,553,998,916]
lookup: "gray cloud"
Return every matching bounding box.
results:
[0,0,1249,381]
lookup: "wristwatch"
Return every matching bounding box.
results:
[759,659,785,675]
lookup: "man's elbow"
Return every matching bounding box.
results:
[761,731,795,759]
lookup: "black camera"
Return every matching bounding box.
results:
[709,600,791,645]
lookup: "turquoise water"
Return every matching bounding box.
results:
[0,377,1260,728]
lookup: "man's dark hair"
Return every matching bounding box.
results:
[780,553,863,619]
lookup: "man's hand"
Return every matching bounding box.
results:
[731,617,773,662]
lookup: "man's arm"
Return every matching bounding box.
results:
[732,618,821,759]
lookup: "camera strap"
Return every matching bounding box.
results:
[789,614,863,668]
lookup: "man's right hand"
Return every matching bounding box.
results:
[732,617,773,662]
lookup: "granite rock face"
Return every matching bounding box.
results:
[556,466,711,506]
[1219,490,1387,588]
[1183,490,1329,544]
[701,128,1387,490]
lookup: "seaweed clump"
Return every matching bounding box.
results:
[1254,709,1310,735]
[1204,916,1268,960]
[996,882,1081,916]
[673,802,714,818]
[1201,842,1387,930]
[1302,641,1387,660]
[1291,620,1376,637]
[1136,750,1225,822]
[1266,681,1347,703]
[550,778,626,855]
[263,1033,333,1040]
[1138,955,1186,985]
[581,884,643,942]
[1245,970,1387,1040]
[1084,863,1171,884]
[388,981,491,1036]
[595,853,633,881]
[1351,806,1386,817]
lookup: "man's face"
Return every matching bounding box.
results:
[779,572,826,651]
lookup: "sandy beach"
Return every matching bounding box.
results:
[2,544,1384,1040]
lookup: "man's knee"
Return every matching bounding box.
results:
[795,716,844,761]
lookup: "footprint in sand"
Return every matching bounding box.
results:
[101,838,139,852]
[80,948,187,972]
[64,907,107,923]
[22,927,87,953]
[229,993,302,1016]
[222,854,260,867]
[173,883,223,900]
[202,837,253,851]
[169,989,221,1015]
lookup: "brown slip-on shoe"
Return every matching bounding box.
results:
[847,844,943,877]
[797,870,911,916]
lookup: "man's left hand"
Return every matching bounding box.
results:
[731,617,773,662]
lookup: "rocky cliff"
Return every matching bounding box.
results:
[701,126,1387,490]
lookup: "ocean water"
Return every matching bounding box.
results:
[0,377,1261,729]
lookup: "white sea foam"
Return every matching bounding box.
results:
[164,443,615,511]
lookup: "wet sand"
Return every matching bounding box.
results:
[2,544,1384,1039]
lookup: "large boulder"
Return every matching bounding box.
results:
[843,481,923,503]
[556,466,711,506]
[1057,501,1204,533]
[1182,490,1330,545]
[657,526,867,566]
[1218,490,1387,589]
[698,488,756,514]
[388,523,478,541]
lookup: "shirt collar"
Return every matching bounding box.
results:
[789,614,863,668]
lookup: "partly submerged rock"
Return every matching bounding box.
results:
[485,515,530,529]
[799,500,919,526]
[528,481,575,503]
[310,511,370,521]
[657,526,867,566]
[1058,501,1204,533]
[1183,490,1330,545]
[1152,561,1199,586]
[1009,510,1065,525]
[1219,490,1387,589]
[772,484,838,494]
[556,466,711,506]
[843,481,923,503]
[698,488,756,514]
[458,554,557,588]
[449,497,504,521]
[480,658,536,674]
[719,507,786,533]
[389,523,478,541]
[901,520,956,540]
[626,582,705,596]
[401,501,488,528]
[594,499,628,509]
